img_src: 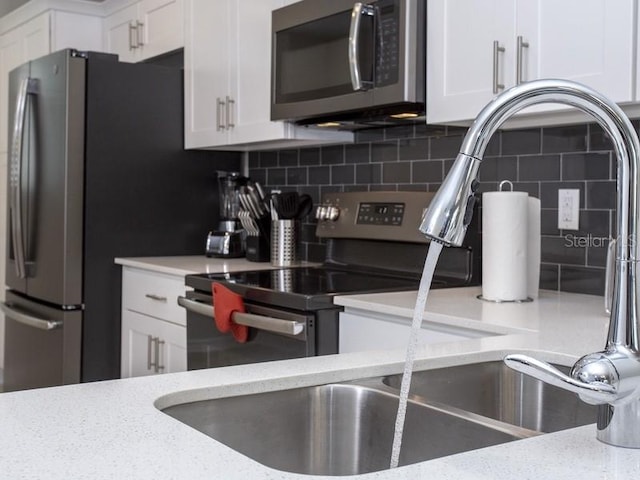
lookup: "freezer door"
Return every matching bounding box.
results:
[5,50,85,306]
[1,291,82,392]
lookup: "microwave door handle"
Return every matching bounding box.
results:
[9,78,37,279]
[349,3,375,91]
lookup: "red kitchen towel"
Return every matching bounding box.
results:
[212,282,249,343]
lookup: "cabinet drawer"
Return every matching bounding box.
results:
[122,268,186,326]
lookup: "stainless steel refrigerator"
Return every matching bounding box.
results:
[1,49,238,391]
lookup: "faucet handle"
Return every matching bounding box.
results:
[504,353,618,405]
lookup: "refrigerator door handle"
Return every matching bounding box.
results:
[9,77,38,279]
[0,302,63,331]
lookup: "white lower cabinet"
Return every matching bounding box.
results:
[339,310,495,354]
[120,267,187,378]
[121,310,186,377]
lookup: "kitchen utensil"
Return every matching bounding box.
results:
[255,182,267,205]
[296,194,313,219]
[274,191,300,219]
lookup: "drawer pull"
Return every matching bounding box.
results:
[145,293,167,302]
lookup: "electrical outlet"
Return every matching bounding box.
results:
[558,189,580,230]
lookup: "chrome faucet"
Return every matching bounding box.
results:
[420,79,640,448]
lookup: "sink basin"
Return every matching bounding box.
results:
[384,360,596,433]
[162,382,524,476]
[160,360,597,476]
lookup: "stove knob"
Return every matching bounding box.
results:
[326,206,340,221]
[315,205,340,221]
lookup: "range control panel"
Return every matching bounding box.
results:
[315,191,435,243]
[356,202,405,226]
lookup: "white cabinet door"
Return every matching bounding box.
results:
[121,310,157,377]
[427,0,516,124]
[157,316,187,374]
[0,151,6,369]
[50,11,103,52]
[228,0,286,145]
[0,12,50,154]
[517,0,633,104]
[184,0,231,147]
[184,0,352,150]
[339,311,492,354]
[104,3,140,63]
[138,0,184,59]
[427,0,635,124]
[121,310,186,378]
[104,0,183,63]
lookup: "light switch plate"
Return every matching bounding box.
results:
[558,189,580,230]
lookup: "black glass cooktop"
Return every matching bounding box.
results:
[186,266,457,311]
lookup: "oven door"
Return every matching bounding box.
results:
[178,291,316,370]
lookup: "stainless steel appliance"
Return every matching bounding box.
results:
[205,171,246,258]
[2,49,238,391]
[179,192,480,370]
[271,0,425,125]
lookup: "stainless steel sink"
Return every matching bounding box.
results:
[384,360,597,433]
[160,360,597,476]
[162,382,524,476]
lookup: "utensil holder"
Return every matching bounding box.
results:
[271,219,299,266]
[246,217,271,262]
[246,235,270,262]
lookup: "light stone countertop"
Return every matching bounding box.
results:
[1,283,637,479]
[114,255,314,277]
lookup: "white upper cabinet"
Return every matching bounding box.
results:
[427,0,635,125]
[184,0,352,151]
[0,13,49,154]
[0,9,102,155]
[104,0,183,63]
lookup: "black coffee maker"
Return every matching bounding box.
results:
[205,171,246,257]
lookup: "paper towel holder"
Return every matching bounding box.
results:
[498,180,513,191]
[477,179,534,304]
[476,294,533,303]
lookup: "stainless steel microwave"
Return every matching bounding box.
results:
[271,0,425,125]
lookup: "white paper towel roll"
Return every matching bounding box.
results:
[527,197,541,299]
[482,190,529,301]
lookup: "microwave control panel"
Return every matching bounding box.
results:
[376,0,400,86]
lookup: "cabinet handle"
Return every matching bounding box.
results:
[144,293,167,302]
[147,335,154,370]
[129,23,138,50]
[226,96,235,129]
[516,36,529,85]
[492,40,505,94]
[216,97,226,131]
[136,21,145,47]
[155,338,165,373]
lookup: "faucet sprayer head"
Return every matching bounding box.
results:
[419,153,481,247]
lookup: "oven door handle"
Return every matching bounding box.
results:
[177,296,305,336]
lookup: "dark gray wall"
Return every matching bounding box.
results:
[249,121,621,296]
